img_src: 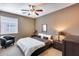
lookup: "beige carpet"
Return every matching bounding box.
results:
[0,45,24,56]
[0,44,62,56]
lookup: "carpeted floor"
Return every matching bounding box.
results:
[0,44,62,56]
[0,45,24,56]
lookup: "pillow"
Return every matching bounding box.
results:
[36,35,41,38]
[31,35,41,38]
[38,33,43,39]
[38,33,51,39]
[43,36,48,39]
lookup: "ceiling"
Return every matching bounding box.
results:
[0,3,75,18]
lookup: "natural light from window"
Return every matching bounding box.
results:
[0,16,18,34]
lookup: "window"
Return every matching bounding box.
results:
[0,16,18,34]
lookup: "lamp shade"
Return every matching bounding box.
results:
[58,32,66,41]
[58,32,66,36]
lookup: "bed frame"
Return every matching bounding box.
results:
[17,35,52,56]
[31,36,52,56]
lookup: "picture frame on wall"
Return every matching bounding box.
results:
[42,24,47,32]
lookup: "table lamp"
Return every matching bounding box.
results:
[58,32,66,41]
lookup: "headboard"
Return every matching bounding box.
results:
[38,33,52,40]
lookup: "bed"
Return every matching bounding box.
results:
[17,36,52,56]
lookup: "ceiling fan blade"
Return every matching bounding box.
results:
[35,12,39,15]
[28,13,31,15]
[29,5,35,10]
[21,9,29,11]
[36,9,43,12]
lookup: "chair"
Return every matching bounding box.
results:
[0,35,15,48]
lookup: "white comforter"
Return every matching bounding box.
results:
[17,37,45,56]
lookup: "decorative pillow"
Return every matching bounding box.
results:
[36,35,41,38]
[43,36,48,39]
[38,33,51,39]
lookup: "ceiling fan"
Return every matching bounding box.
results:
[21,5,43,16]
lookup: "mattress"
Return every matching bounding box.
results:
[17,37,45,56]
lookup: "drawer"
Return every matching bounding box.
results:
[53,41,63,51]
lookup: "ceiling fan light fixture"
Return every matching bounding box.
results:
[21,4,43,16]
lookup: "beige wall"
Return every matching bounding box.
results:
[36,4,79,35]
[0,11,35,41]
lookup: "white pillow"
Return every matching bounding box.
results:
[38,33,43,39]
[38,33,51,39]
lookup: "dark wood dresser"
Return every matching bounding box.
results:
[63,35,79,56]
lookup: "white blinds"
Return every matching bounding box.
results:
[0,16,18,34]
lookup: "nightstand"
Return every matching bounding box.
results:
[53,40,64,51]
